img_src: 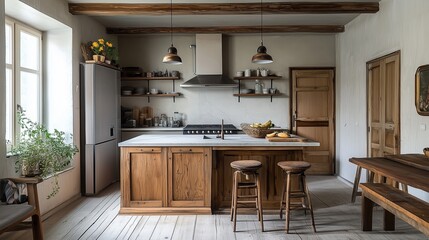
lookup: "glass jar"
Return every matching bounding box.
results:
[255,80,263,94]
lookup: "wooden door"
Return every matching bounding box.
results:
[120,147,167,208]
[291,68,335,174]
[167,147,212,207]
[367,52,400,157]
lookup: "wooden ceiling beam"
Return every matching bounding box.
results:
[106,25,345,34]
[69,2,379,16]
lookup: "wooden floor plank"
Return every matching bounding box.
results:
[150,216,178,240]
[63,190,120,239]
[130,216,161,240]
[79,200,121,239]
[215,214,237,240]
[171,215,197,240]
[2,177,427,240]
[193,215,217,240]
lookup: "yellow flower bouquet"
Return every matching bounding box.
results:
[90,38,105,55]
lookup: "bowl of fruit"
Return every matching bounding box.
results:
[241,120,277,138]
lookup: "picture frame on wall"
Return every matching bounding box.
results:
[416,65,429,116]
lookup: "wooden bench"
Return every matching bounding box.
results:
[360,183,429,236]
[0,177,43,240]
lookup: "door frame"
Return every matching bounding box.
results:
[289,67,336,174]
[366,50,401,157]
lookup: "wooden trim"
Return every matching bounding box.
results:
[69,2,379,16]
[119,207,212,215]
[107,25,344,34]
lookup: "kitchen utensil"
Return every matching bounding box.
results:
[236,71,244,77]
[262,88,269,94]
[269,88,277,94]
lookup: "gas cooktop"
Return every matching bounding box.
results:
[183,124,239,135]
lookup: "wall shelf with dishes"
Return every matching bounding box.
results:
[121,76,181,103]
[233,76,283,102]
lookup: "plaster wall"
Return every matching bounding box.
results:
[119,34,336,128]
[0,0,115,214]
[336,0,429,200]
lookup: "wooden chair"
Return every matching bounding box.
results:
[0,177,43,240]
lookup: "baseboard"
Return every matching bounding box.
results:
[41,193,81,221]
[336,175,354,187]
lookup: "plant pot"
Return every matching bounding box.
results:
[93,55,105,62]
[21,162,41,177]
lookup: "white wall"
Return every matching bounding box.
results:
[336,0,429,200]
[119,34,336,128]
[0,0,114,214]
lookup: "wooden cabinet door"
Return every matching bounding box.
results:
[291,68,335,174]
[121,147,167,208]
[368,52,400,157]
[167,147,212,207]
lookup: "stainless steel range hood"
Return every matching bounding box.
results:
[180,34,238,88]
[180,75,238,88]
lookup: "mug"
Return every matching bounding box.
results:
[269,88,277,94]
[236,71,244,77]
[261,69,269,77]
[262,88,269,94]
[244,69,251,77]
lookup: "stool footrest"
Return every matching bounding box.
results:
[237,195,258,199]
[237,200,258,204]
[238,184,257,188]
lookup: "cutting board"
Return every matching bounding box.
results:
[266,136,307,142]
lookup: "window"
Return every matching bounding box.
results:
[5,18,42,151]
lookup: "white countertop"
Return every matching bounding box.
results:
[121,127,184,131]
[118,134,320,147]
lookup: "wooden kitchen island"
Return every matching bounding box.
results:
[118,134,319,214]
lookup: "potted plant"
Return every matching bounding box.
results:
[90,38,106,62]
[9,107,78,199]
[105,41,119,65]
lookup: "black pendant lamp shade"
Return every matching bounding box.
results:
[163,0,182,65]
[252,0,273,64]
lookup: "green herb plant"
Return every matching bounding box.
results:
[9,107,78,199]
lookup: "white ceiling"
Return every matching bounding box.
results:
[67,0,380,29]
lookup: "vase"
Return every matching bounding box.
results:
[93,55,105,62]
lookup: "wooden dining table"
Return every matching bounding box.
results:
[349,154,429,192]
[349,154,429,234]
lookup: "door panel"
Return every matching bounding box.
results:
[367,52,400,158]
[291,68,335,174]
[296,91,329,119]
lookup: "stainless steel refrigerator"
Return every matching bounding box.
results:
[80,63,120,195]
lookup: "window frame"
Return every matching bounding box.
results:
[5,17,43,151]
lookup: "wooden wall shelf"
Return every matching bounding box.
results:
[121,76,180,81]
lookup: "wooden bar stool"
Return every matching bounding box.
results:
[230,160,264,232]
[278,161,316,233]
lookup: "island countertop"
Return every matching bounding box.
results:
[118,134,320,147]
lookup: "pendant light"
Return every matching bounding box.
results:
[163,0,182,65]
[252,0,273,64]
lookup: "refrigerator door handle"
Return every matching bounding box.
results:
[110,127,114,137]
